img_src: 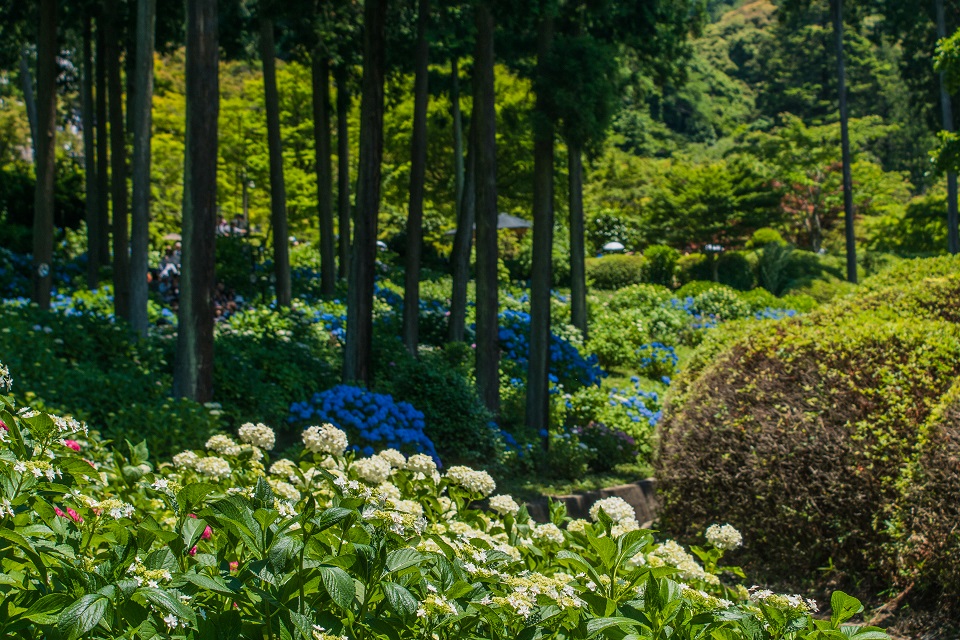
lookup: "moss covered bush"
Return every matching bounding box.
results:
[585,254,647,290]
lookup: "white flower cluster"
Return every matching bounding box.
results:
[270,459,298,480]
[488,494,521,518]
[588,497,635,525]
[173,450,199,470]
[404,453,437,476]
[127,555,173,588]
[353,456,392,484]
[0,498,13,518]
[648,540,717,584]
[492,573,583,619]
[205,435,241,456]
[749,587,818,613]
[567,519,590,533]
[52,415,86,435]
[378,448,406,468]
[416,589,458,618]
[445,465,496,498]
[95,498,136,520]
[705,523,742,551]
[238,422,276,451]
[312,625,348,640]
[0,362,12,391]
[530,522,565,546]
[302,424,348,456]
[269,480,301,503]
[194,456,232,480]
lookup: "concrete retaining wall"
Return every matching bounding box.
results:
[525,478,658,527]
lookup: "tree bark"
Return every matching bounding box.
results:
[832,0,856,283]
[32,0,57,310]
[473,1,500,416]
[449,82,475,344]
[81,14,100,289]
[260,16,292,307]
[105,0,130,318]
[336,65,351,281]
[451,56,465,225]
[402,0,431,355]
[312,53,336,296]
[937,0,960,255]
[19,47,38,160]
[130,0,156,336]
[527,6,555,443]
[344,0,387,385]
[95,21,111,267]
[568,142,587,338]
[174,0,219,403]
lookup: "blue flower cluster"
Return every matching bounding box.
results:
[754,307,798,320]
[636,342,678,380]
[312,302,347,342]
[611,379,663,427]
[289,385,440,462]
[497,309,606,390]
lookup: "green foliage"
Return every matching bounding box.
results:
[746,227,787,249]
[642,245,680,287]
[690,286,751,321]
[756,241,794,295]
[587,309,648,368]
[608,283,673,313]
[586,254,647,290]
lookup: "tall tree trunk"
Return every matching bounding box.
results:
[105,0,130,318]
[81,14,100,289]
[402,0,431,355]
[32,0,57,310]
[937,0,960,255]
[832,0,856,283]
[174,0,219,402]
[344,0,388,385]
[449,89,475,343]
[451,56,465,223]
[130,0,156,336]
[568,142,587,338]
[312,52,336,296]
[336,65,351,281]
[19,47,38,160]
[527,6,555,443]
[473,1,499,416]
[260,16,291,307]
[95,21,111,267]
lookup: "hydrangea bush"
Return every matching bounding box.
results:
[0,365,888,639]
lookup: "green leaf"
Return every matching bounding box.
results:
[182,516,209,551]
[139,587,197,626]
[22,592,74,625]
[183,573,237,596]
[382,581,418,620]
[385,548,424,574]
[830,591,863,626]
[177,483,220,513]
[313,507,353,533]
[318,565,355,610]
[586,616,639,636]
[57,594,109,640]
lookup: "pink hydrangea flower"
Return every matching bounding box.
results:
[63,439,81,452]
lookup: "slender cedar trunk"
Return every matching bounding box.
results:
[174,0,219,402]
[81,15,101,289]
[527,7,555,443]
[105,0,131,318]
[260,16,291,307]
[937,0,960,254]
[336,65,351,281]
[95,22,111,266]
[312,53,336,295]
[568,142,587,338]
[32,0,57,310]
[449,87,475,344]
[832,0,856,283]
[344,0,387,384]
[19,48,38,159]
[130,0,156,336]
[451,56,465,223]
[402,0,431,355]
[473,1,499,416]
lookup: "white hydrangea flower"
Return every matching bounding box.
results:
[269,480,301,503]
[269,459,298,479]
[302,424,348,456]
[352,456,392,485]
[238,422,276,451]
[404,453,437,476]
[173,450,200,470]
[377,448,406,468]
[488,494,521,518]
[530,522,565,546]
[377,482,402,501]
[445,465,496,498]
[394,499,424,516]
[611,517,640,538]
[0,362,12,391]
[705,523,742,551]
[588,497,635,524]
[194,456,232,480]
[566,519,590,533]
[205,434,241,456]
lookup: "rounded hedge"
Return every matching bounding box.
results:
[586,254,647,290]
[657,308,960,584]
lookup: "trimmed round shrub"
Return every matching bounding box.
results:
[636,342,678,381]
[716,251,755,291]
[689,287,751,321]
[585,254,647,290]
[642,244,680,287]
[676,253,708,285]
[745,227,787,249]
[587,308,648,368]
[859,254,960,293]
[739,287,780,313]
[608,283,672,313]
[897,382,960,601]
[675,280,727,299]
[657,310,960,585]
